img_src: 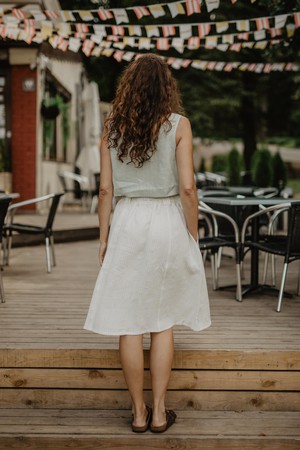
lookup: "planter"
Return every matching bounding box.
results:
[41,103,60,120]
[0,172,12,192]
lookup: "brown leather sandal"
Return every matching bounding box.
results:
[131,405,152,433]
[150,409,177,433]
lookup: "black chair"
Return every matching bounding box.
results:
[3,193,64,273]
[0,196,12,303]
[199,202,242,301]
[241,201,300,312]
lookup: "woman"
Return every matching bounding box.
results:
[84,54,211,433]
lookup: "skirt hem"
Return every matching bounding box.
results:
[83,319,211,336]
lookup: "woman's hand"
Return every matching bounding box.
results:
[98,242,107,266]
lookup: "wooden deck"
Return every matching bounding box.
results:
[0,239,300,449]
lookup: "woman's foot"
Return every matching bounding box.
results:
[131,405,152,433]
[150,409,176,433]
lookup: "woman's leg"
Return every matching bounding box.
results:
[150,328,174,427]
[119,334,147,427]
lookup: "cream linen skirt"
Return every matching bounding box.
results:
[84,196,211,336]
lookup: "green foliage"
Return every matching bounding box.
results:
[251,148,273,187]
[227,148,242,186]
[212,154,227,174]
[272,152,287,189]
[0,139,11,172]
[199,158,206,172]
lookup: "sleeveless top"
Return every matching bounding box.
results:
[110,113,182,198]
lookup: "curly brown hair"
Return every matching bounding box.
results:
[106,54,184,167]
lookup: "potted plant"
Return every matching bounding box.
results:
[41,95,61,120]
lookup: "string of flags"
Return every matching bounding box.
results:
[1,10,299,37]
[0,0,260,24]
[0,12,298,49]
[83,46,299,73]
[0,4,298,72]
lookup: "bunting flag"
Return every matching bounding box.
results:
[112,9,129,24]
[162,25,176,37]
[2,10,299,39]
[97,9,113,21]
[60,10,75,22]
[186,0,201,16]
[149,5,165,18]
[133,7,150,19]
[0,0,261,27]
[12,8,26,21]
[168,2,185,18]
[95,47,298,73]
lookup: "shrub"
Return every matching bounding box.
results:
[272,152,287,189]
[251,148,272,187]
[227,147,242,186]
[211,154,227,174]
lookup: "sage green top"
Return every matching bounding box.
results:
[110,113,182,198]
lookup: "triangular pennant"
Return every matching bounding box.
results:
[162,25,176,37]
[186,0,201,16]
[60,11,75,22]
[179,24,192,39]
[172,38,185,53]
[113,50,125,62]
[41,21,53,38]
[205,0,220,13]
[112,26,124,36]
[236,20,250,32]
[138,37,152,50]
[156,38,170,50]
[98,9,113,21]
[216,21,229,33]
[275,14,288,29]
[254,30,266,40]
[69,37,81,53]
[58,23,71,38]
[128,25,142,36]
[93,25,107,37]
[149,5,165,18]
[168,2,185,18]
[31,10,47,21]
[112,8,129,24]
[145,25,160,37]
[122,51,135,61]
[133,7,150,19]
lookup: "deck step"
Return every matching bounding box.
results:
[0,409,299,450]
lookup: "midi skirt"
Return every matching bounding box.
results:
[84,196,211,336]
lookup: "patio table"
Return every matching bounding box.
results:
[200,196,298,297]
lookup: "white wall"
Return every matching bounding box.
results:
[36,55,83,204]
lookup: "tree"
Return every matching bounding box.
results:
[59,0,300,168]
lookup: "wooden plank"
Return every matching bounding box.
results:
[1,389,300,411]
[1,436,300,450]
[0,368,300,391]
[1,348,300,370]
[0,410,300,449]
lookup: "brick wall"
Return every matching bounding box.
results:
[11,66,37,208]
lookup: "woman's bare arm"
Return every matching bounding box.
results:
[176,116,198,241]
[98,128,113,263]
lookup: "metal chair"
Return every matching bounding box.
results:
[241,201,300,312]
[0,196,12,303]
[3,193,64,273]
[58,171,90,209]
[199,201,242,302]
